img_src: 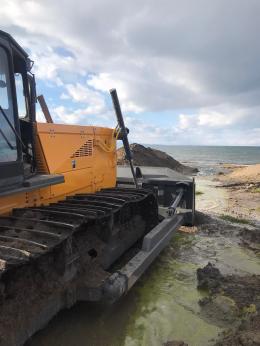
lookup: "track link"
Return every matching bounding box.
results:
[0,187,158,346]
[0,187,158,274]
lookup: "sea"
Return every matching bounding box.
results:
[150,145,260,175]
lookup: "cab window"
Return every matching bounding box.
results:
[15,73,27,119]
[0,46,17,162]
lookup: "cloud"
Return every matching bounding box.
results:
[124,104,260,145]
[62,83,106,114]
[88,73,144,113]
[46,105,114,126]
[1,0,260,145]
[179,105,243,130]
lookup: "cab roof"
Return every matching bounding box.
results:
[0,30,28,58]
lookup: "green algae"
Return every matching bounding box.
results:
[27,230,260,346]
[123,233,260,346]
[123,237,222,346]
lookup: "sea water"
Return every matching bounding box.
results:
[150,145,260,175]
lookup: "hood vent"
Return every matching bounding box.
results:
[71,139,93,158]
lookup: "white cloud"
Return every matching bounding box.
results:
[179,111,233,130]
[63,83,106,114]
[179,114,196,130]
[88,73,144,113]
[47,105,115,127]
[1,0,260,145]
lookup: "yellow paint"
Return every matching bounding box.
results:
[0,122,117,215]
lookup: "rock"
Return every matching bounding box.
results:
[163,341,188,346]
[215,315,260,346]
[200,295,239,324]
[117,143,198,175]
[197,262,223,290]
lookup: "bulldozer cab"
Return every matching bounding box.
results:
[0,30,36,193]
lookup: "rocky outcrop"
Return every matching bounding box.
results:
[117,143,198,175]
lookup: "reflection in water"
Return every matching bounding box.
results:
[27,295,137,346]
[27,233,260,346]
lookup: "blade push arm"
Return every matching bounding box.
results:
[110,88,138,188]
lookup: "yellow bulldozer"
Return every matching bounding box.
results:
[0,30,195,346]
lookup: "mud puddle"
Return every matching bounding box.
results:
[27,215,260,346]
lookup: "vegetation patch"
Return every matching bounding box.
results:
[196,190,204,196]
[220,214,252,225]
[251,187,260,193]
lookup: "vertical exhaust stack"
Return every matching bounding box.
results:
[110,88,138,188]
[37,95,54,123]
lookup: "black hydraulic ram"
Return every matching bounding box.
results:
[167,184,188,216]
[110,88,138,188]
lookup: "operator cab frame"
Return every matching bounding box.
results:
[0,30,37,193]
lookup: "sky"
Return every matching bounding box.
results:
[1,0,260,145]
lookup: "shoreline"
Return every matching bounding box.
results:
[191,163,260,345]
[195,163,260,223]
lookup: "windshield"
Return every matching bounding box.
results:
[0,46,17,162]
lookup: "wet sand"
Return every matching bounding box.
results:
[196,164,260,222]
[192,166,260,346]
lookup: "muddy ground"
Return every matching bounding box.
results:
[164,207,260,346]
[164,159,260,346]
[215,163,260,221]
[192,167,260,346]
[196,178,260,222]
[198,262,260,346]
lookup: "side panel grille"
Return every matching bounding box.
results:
[71,140,93,158]
[34,134,49,173]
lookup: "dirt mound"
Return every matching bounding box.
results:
[215,314,260,346]
[240,228,260,253]
[197,263,260,310]
[218,164,260,185]
[197,263,260,345]
[229,164,260,182]
[117,143,198,175]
